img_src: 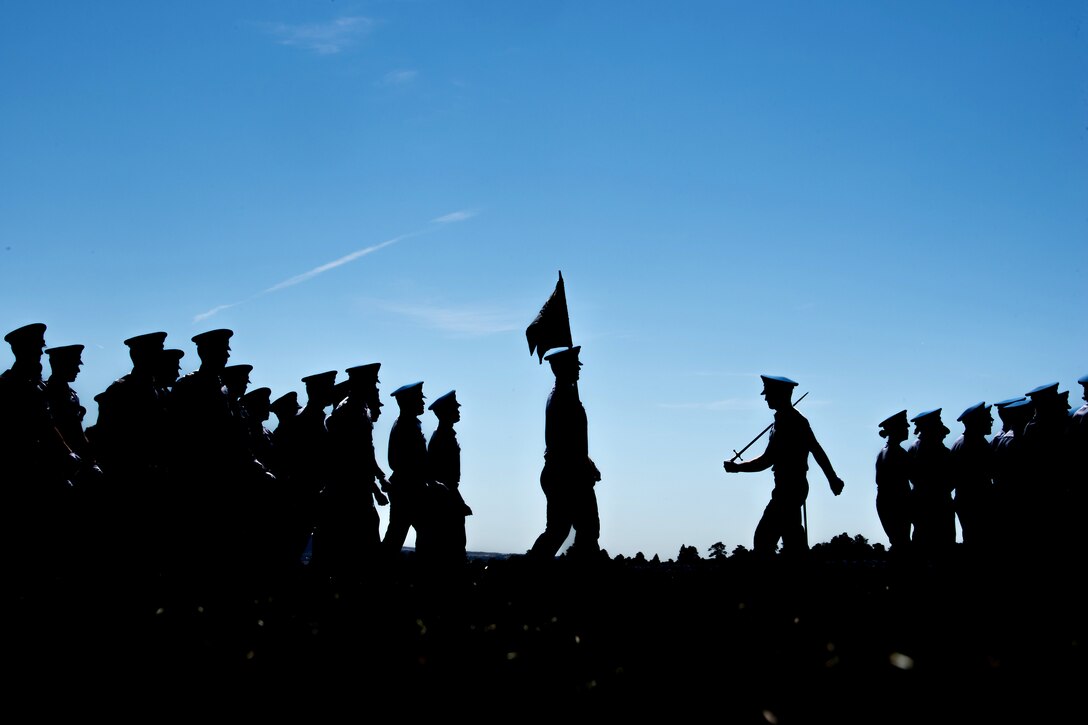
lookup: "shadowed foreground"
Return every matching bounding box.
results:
[7,545,1082,722]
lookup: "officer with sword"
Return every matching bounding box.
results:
[723,375,844,558]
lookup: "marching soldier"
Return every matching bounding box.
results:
[427,390,472,564]
[267,389,305,576]
[528,346,605,562]
[95,331,169,478]
[155,347,185,394]
[875,410,912,553]
[93,332,172,584]
[165,328,268,594]
[382,381,433,559]
[44,343,103,576]
[950,402,996,552]
[906,408,955,556]
[990,397,1031,543]
[44,344,100,478]
[269,390,302,481]
[320,363,390,582]
[242,386,275,467]
[291,370,338,573]
[723,375,844,558]
[1021,382,1071,551]
[1,323,80,586]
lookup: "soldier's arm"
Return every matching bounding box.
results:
[724,442,774,473]
[808,427,845,495]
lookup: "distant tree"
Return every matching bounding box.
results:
[677,544,701,564]
[634,551,647,564]
[814,532,876,559]
[650,553,661,565]
[708,542,728,560]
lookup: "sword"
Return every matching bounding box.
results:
[727,391,808,463]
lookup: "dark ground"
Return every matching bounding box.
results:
[6,543,1083,722]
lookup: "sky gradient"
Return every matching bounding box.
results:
[3,1,1086,559]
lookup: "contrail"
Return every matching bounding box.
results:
[263,236,404,294]
[192,210,477,323]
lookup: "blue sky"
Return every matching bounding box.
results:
[2,1,1085,559]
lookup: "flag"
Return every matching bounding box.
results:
[526,271,573,364]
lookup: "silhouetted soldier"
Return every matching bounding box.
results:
[44,343,103,577]
[292,371,338,575]
[950,402,996,552]
[166,328,269,596]
[527,347,604,562]
[0,323,80,586]
[221,363,272,471]
[242,386,274,467]
[331,378,350,410]
[1074,375,1088,429]
[875,410,912,553]
[269,390,302,481]
[1021,382,1070,551]
[990,396,1030,544]
[383,381,433,560]
[267,390,304,577]
[93,331,173,585]
[94,331,168,478]
[1072,375,1087,461]
[320,363,390,583]
[906,408,955,556]
[155,348,185,394]
[222,364,253,414]
[427,390,472,564]
[1070,375,1088,549]
[44,344,101,479]
[239,385,279,589]
[723,375,844,558]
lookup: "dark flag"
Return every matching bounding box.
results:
[526,271,573,364]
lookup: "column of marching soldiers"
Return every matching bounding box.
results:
[875,377,1087,562]
[3,319,1088,598]
[0,322,474,612]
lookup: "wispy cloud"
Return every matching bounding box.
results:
[262,16,374,55]
[433,209,477,223]
[382,302,521,337]
[381,69,418,85]
[192,211,479,323]
[193,303,242,323]
[264,237,404,294]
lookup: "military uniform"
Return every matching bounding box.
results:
[383,381,433,557]
[427,390,472,562]
[163,329,250,589]
[949,402,995,550]
[989,397,1030,543]
[1021,383,1071,550]
[875,410,912,552]
[290,371,338,570]
[723,375,844,557]
[320,363,389,580]
[906,408,955,554]
[529,347,602,561]
[0,323,78,585]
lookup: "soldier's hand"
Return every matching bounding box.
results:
[375,490,389,507]
[830,476,845,496]
[723,460,740,473]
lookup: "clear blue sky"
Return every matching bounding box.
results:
[3,1,1085,559]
